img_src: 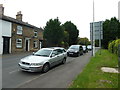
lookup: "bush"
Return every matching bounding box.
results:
[108,40,115,53]
[114,39,120,55]
[108,39,120,55]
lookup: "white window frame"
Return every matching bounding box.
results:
[33,41,37,48]
[34,31,37,37]
[17,25,23,35]
[16,39,22,48]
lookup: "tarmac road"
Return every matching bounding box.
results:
[2,51,91,88]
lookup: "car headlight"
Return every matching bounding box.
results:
[30,63,43,66]
[75,51,78,53]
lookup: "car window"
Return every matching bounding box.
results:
[80,46,83,50]
[34,49,52,57]
[56,49,63,54]
[52,50,58,56]
[63,49,66,52]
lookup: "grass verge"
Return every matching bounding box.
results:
[69,49,119,88]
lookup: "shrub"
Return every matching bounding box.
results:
[114,39,120,55]
[108,40,115,53]
[108,39,120,55]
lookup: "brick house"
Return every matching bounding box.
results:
[0,4,43,54]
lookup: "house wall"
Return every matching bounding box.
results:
[11,23,43,53]
[0,19,12,54]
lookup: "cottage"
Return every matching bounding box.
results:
[0,4,43,54]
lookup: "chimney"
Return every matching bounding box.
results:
[0,4,4,15]
[16,11,22,21]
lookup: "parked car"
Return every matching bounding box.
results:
[82,45,88,53]
[18,47,67,73]
[87,45,92,51]
[67,45,83,57]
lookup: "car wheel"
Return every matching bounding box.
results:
[62,58,66,64]
[42,63,50,73]
[77,53,80,57]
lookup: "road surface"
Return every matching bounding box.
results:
[2,51,92,88]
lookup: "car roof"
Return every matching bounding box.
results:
[70,45,81,47]
[41,47,64,50]
[50,47,64,49]
[41,48,54,50]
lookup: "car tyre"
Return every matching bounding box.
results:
[77,53,80,57]
[62,58,66,64]
[42,63,50,73]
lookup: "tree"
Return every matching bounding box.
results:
[78,37,90,46]
[102,17,120,49]
[43,18,64,47]
[62,30,69,48]
[62,21,79,46]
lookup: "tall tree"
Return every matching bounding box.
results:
[78,37,90,45]
[102,17,120,49]
[43,18,64,46]
[62,21,79,46]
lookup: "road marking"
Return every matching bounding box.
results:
[16,73,46,88]
[9,69,20,74]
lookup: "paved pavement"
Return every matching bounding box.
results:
[2,51,92,88]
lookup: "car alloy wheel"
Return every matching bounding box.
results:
[62,58,66,64]
[42,63,49,73]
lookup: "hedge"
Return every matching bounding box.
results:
[108,39,120,55]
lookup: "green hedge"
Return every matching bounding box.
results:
[108,39,120,55]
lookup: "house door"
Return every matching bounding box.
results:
[25,39,30,51]
[26,40,28,51]
[3,37,10,54]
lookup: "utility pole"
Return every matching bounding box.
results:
[92,0,95,56]
[99,22,102,55]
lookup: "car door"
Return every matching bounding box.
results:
[49,50,59,67]
[56,49,64,63]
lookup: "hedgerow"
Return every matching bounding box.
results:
[108,39,120,55]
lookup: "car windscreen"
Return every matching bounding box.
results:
[69,46,79,50]
[34,49,52,57]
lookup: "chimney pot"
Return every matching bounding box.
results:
[0,4,4,15]
[16,11,22,21]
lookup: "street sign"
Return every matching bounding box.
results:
[90,21,103,40]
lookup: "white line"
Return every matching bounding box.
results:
[16,74,45,88]
[9,69,20,74]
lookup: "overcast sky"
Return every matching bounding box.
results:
[0,0,119,39]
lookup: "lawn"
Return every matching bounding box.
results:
[69,49,119,88]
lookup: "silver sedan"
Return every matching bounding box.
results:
[18,47,67,73]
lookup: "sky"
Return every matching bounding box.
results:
[0,0,119,40]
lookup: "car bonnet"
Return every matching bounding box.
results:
[20,55,49,63]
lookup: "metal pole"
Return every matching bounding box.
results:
[91,23,93,56]
[99,22,101,55]
[93,0,95,56]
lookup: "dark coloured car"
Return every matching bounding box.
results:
[67,45,83,57]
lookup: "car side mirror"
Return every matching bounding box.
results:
[50,53,56,58]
